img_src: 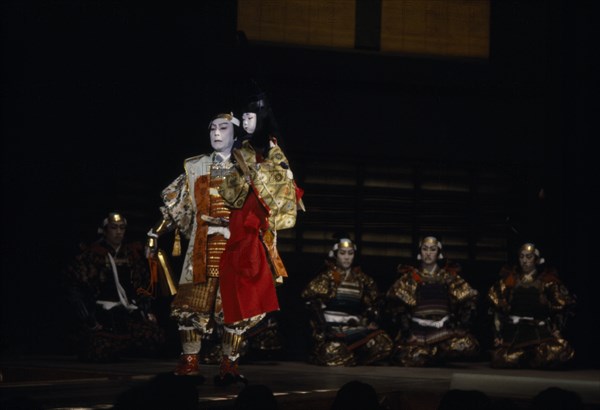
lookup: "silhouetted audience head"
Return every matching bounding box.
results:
[530,387,584,410]
[234,383,278,410]
[491,397,521,410]
[331,380,381,410]
[437,389,492,410]
[0,396,43,410]
[113,372,197,410]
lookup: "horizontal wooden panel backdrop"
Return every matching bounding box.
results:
[237,0,489,58]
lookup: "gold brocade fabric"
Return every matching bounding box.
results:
[487,266,576,368]
[311,341,356,366]
[160,173,194,239]
[350,331,393,364]
[301,266,392,366]
[206,173,230,278]
[487,266,575,317]
[386,274,418,307]
[386,264,480,366]
[206,235,226,278]
[386,265,478,308]
[490,338,574,369]
[390,333,480,367]
[162,155,235,328]
[301,267,379,306]
[219,140,297,231]
[171,278,219,315]
[160,155,234,285]
[209,171,230,220]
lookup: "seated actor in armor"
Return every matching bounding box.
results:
[385,236,479,366]
[487,243,575,368]
[301,236,393,366]
[64,212,165,362]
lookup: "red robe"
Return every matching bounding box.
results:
[219,190,280,324]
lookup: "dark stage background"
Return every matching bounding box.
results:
[1,1,595,367]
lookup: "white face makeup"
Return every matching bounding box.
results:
[519,250,537,273]
[336,247,355,270]
[242,112,257,134]
[209,118,235,153]
[420,244,440,265]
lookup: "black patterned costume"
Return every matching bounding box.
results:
[64,239,164,362]
[385,263,479,366]
[488,264,575,368]
[301,261,393,366]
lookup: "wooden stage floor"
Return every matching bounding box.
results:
[1,354,599,409]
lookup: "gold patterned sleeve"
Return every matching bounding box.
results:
[255,144,298,231]
[487,280,507,310]
[219,162,251,210]
[544,278,575,333]
[545,279,575,313]
[301,272,333,302]
[386,274,417,307]
[160,173,194,239]
[448,273,479,304]
[360,272,380,307]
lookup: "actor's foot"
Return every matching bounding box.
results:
[213,357,248,386]
[174,353,201,376]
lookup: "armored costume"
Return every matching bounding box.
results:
[488,243,575,368]
[148,113,260,383]
[386,237,479,366]
[301,238,393,366]
[199,313,285,364]
[64,213,164,362]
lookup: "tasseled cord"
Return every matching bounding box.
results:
[139,257,158,298]
[172,228,181,257]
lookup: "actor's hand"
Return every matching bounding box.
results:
[145,233,158,258]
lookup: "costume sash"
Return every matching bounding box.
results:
[192,175,209,284]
